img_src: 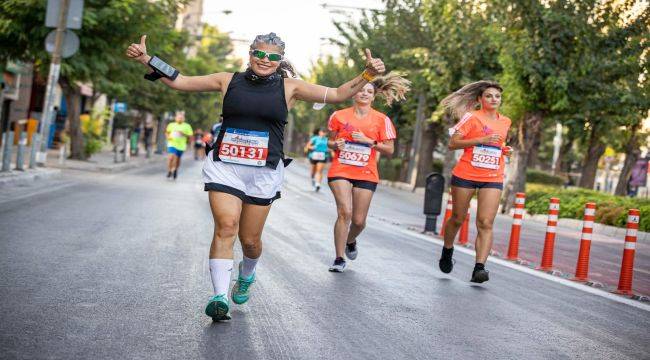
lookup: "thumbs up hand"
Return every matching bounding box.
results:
[126,35,150,64]
[364,48,385,77]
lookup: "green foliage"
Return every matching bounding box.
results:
[526,169,565,186]
[525,183,650,231]
[378,158,404,181]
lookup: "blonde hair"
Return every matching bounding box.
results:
[371,72,411,106]
[441,80,503,119]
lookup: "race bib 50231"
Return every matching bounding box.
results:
[219,128,269,167]
[470,145,502,170]
[339,142,371,167]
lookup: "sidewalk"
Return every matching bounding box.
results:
[0,167,61,187]
[380,179,650,243]
[0,146,166,188]
[45,147,166,173]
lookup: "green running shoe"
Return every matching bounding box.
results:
[231,262,255,305]
[205,294,230,321]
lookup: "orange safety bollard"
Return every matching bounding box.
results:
[538,198,560,271]
[440,198,453,237]
[506,193,526,260]
[573,202,596,281]
[458,212,470,245]
[615,209,640,295]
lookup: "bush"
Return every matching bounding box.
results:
[378,158,403,181]
[525,183,650,231]
[526,169,565,186]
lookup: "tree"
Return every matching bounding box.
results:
[0,0,187,159]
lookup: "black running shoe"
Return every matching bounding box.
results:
[172,170,177,180]
[345,241,358,260]
[167,171,172,178]
[470,269,490,283]
[439,247,454,273]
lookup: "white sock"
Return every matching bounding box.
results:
[209,259,233,296]
[240,255,259,279]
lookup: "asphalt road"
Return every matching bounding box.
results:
[1,159,649,359]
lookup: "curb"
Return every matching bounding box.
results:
[0,168,62,187]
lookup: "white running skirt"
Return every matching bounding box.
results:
[202,150,285,205]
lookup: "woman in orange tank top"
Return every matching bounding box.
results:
[438,80,513,283]
[325,73,410,272]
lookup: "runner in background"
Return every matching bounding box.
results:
[193,128,205,160]
[304,128,329,191]
[326,73,410,272]
[438,80,512,283]
[165,111,193,180]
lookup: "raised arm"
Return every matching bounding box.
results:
[126,35,231,92]
[288,49,386,104]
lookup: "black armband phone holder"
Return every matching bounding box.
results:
[144,55,179,82]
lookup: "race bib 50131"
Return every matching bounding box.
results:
[219,128,269,167]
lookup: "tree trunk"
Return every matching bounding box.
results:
[578,124,606,189]
[407,92,427,188]
[614,125,641,196]
[415,120,440,187]
[61,79,85,160]
[501,111,543,213]
[526,127,542,169]
[441,113,457,191]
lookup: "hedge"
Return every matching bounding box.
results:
[525,184,650,231]
[526,169,565,186]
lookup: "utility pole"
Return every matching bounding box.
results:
[36,0,70,165]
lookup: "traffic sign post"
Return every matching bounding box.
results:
[36,0,73,165]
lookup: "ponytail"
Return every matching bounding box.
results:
[371,72,411,106]
[441,80,503,120]
[278,59,297,78]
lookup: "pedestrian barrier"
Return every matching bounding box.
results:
[573,202,596,281]
[15,130,27,171]
[459,212,470,245]
[440,197,453,237]
[538,197,560,272]
[507,192,526,260]
[616,209,639,295]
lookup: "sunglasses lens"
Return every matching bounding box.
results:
[252,50,266,59]
[268,54,282,61]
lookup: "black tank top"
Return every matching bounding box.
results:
[213,70,289,169]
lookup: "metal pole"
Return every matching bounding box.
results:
[424,214,438,234]
[106,98,115,144]
[2,131,14,172]
[15,129,27,171]
[29,133,39,169]
[36,0,71,165]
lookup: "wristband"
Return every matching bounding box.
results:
[147,55,179,81]
[144,71,163,82]
[361,70,376,82]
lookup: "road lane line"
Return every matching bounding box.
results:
[285,182,650,312]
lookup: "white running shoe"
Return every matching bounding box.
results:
[328,258,347,272]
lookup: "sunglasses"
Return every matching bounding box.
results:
[250,49,283,62]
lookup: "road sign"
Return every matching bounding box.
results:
[45,0,84,29]
[114,102,127,113]
[45,30,79,58]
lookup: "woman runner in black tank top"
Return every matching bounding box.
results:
[126,32,387,321]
